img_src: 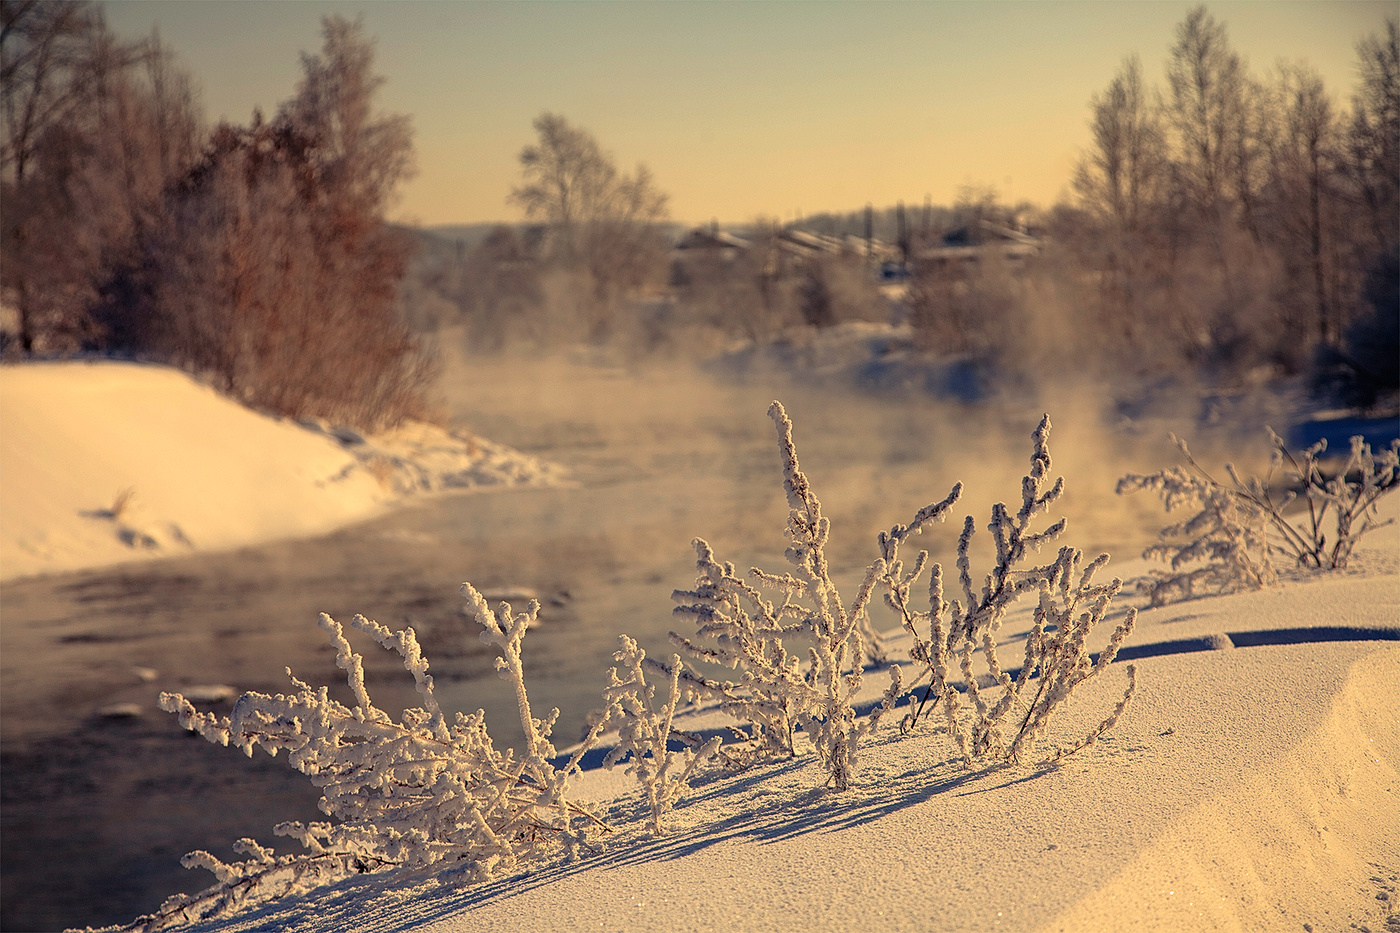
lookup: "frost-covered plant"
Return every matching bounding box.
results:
[143,595,608,931]
[669,402,915,790]
[1258,429,1398,570]
[1115,445,1275,606]
[1003,550,1137,763]
[600,636,722,833]
[668,537,810,764]
[669,408,1134,781]
[894,416,1138,766]
[1117,430,1399,606]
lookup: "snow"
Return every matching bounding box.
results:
[159,613,1400,933]
[144,544,1400,933]
[0,360,562,583]
[2,357,1397,932]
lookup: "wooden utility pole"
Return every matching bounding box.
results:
[864,203,873,263]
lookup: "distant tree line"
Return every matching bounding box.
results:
[6,3,1395,411]
[430,6,1395,408]
[1,3,431,429]
[1060,8,1397,403]
[784,8,1397,404]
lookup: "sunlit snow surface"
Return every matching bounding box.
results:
[151,620,1400,933]
[0,360,562,583]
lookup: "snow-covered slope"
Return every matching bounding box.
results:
[0,360,561,583]
[126,545,1399,933]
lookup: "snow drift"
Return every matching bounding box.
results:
[0,360,561,583]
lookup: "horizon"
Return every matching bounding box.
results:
[102,1,1394,228]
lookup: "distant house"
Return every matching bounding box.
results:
[915,219,1041,275]
[671,222,912,290]
[775,228,840,258]
[671,223,753,287]
[674,224,751,259]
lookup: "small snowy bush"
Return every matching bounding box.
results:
[142,597,608,930]
[1118,430,1399,605]
[669,406,1136,779]
[1260,430,1400,570]
[887,416,1137,765]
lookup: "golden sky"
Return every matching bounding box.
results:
[104,1,1393,228]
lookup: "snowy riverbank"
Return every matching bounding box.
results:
[0,360,563,583]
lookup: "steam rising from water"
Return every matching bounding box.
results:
[416,329,1291,746]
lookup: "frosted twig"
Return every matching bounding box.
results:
[897,416,1137,766]
[602,637,722,833]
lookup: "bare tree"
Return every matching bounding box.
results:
[141,26,201,182]
[580,162,669,304]
[1,5,197,354]
[1329,18,1400,404]
[1075,55,1167,231]
[1157,5,1299,375]
[949,183,1002,234]
[510,112,615,262]
[1264,62,1342,349]
[1229,72,1273,245]
[1345,18,1399,255]
[3,0,102,351]
[112,16,431,429]
[281,15,414,228]
[508,113,668,339]
[0,0,107,185]
[1165,6,1245,220]
[1073,55,1174,358]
